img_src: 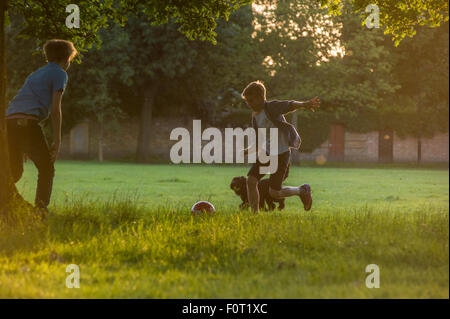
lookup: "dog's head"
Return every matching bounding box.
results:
[230,176,247,196]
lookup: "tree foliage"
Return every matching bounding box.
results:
[386,22,449,138]
[8,0,252,52]
[319,0,449,45]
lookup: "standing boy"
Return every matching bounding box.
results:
[6,39,77,214]
[241,81,320,212]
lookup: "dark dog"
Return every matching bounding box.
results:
[230,176,286,211]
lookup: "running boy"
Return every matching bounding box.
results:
[241,81,320,212]
[6,39,77,213]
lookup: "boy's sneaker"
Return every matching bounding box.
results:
[299,184,312,211]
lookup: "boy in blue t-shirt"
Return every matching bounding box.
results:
[6,39,77,213]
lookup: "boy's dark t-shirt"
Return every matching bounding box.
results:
[252,100,301,155]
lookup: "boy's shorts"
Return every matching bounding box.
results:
[248,151,291,191]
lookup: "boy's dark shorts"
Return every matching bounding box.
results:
[248,151,291,191]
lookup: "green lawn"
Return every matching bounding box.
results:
[0,161,448,298]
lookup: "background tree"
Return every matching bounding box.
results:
[66,30,129,162]
[319,0,449,45]
[252,0,342,97]
[179,4,265,126]
[85,5,261,161]
[386,22,449,162]
[123,18,199,161]
[0,0,251,211]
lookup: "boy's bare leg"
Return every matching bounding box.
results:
[270,185,313,211]
[269,186,300,199]
[247,176,260,212]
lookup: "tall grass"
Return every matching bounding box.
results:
[3,163,448,298]
[0,198,448,298]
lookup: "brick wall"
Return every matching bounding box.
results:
[299,132,379,162]
[61,117,191,160]
[301,131,449,163]
[344,131,379,162]
[393,132,449,162]
[420,132,449,162]
[393,133,420,162]
[61,118,449,163]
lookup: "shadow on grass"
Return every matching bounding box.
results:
[0,191,208,256]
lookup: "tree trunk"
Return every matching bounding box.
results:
[0,0,32,214]
[0,0,8,209]
[136,83,158,162]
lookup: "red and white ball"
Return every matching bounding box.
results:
[191,201,215,215]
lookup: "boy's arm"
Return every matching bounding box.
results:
[266,97,320,118]
[289,96,320,113]
[50,90,64,162]
[243,113,258,155]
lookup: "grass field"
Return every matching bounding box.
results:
[0,161,448,298]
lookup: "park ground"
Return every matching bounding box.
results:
[0,161,448,298]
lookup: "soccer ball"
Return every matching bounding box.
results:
[191,201,215,215]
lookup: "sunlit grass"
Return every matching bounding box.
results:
[15,161,450,211]
[0,162,448,298]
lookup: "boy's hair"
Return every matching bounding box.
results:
[43,39,78,63]
[241,81,266,100]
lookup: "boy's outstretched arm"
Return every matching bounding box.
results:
[50,90,64,162]
[267,97,321,118]
[290,96,320,112]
